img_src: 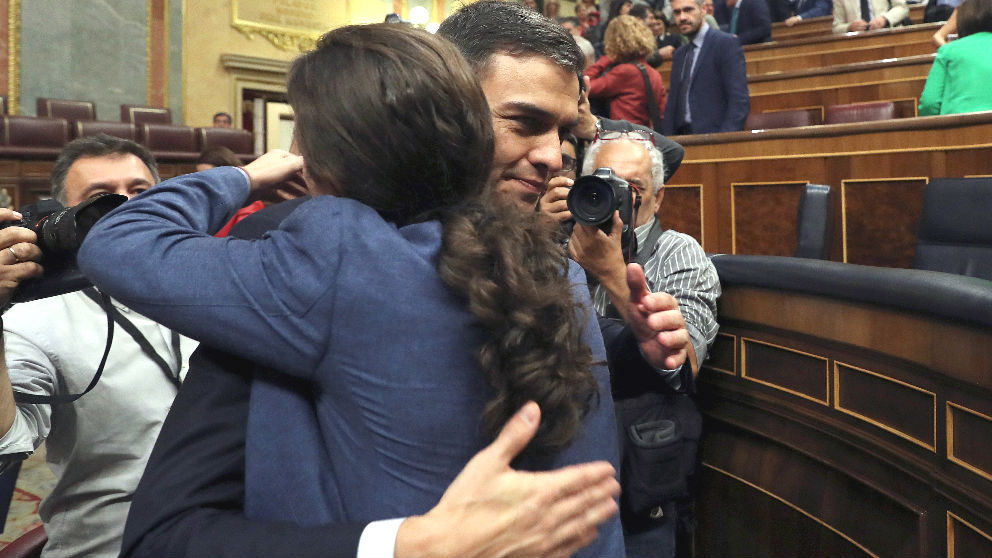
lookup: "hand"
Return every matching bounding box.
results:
[658,45,675,59]
[868,16,888,30]
[538,177,573,223]
[623,263,691,372]
[396,402,620,557]
[241,150,304,193]
[0,210,43,307]
[568,212,626,285]
[785,15,801,26]
[847,19,868,31]
[572,76,598,141]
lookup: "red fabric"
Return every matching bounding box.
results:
[214,201,266,238]
[585,56,667,128]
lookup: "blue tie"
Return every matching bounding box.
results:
[730,4,740,34]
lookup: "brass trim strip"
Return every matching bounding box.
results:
[741,337,830,406]
[8,0,19,114]
[702,462,880,558]
[946,402,992,483]
[833,361,936,452]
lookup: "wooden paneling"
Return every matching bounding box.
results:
[743,23,941,61]
[748,55,934,95]
[742,338,829,404]
[697,269,992,557]
[747,42,933,76]
[771,15,833,42]
[947,403,992,483]
[658,183,703,248]
[750,77,927,114]
[835,362,936,450]
[948,513,992,558]
[731,181,806,255]
[841,177,927,268]
[669,112,992,264]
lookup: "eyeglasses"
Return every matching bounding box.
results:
[594,129,657,146]
[561,152,577,172]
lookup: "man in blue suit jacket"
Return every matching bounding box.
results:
[714,0,773,43]
[664,0,750,135]
[785,0,833,26]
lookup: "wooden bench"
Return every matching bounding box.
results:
[748,54,934,95]
[770,15,833,42]
[696,253,992,557]
[746,40,933,75]
[750,76,927,113]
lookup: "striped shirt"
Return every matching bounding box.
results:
[592,218,721,367]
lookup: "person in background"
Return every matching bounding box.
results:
[586,15,668,129]
[546,0,562,17]
[920,0,992,115]
[664,0,750,134]
[702,0,722,26]
[832,0,908,32]
[212,112,233,128]
[784,0,833,26]
[933,6,959,45]
[714,0,773,44]
[630,4,685,62]
[195,146,241,172]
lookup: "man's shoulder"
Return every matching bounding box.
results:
[649,229,708,263]
[704,27,741,46]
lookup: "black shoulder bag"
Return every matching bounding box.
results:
[611,222,702,527]
[634,63,665,133]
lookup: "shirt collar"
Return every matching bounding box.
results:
[693,22,710,48]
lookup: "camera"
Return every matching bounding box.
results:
[567,167,638,256]
[0,194,126,303]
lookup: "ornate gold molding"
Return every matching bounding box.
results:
[231,24,316,53]
[8,0,20,114]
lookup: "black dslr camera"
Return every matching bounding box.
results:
[566,167,639,258]
[0,194,126,303]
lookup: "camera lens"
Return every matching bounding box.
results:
[568,176,616,227]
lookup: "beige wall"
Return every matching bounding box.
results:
[181,1,465,129]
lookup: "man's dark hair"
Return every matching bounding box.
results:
[628,3,651,19]
[196,146,242,168]
[437,0,585,80]
[557,15,581,26]
[958,0,992,37]
[51,134,160,204]
[212,112,232,123]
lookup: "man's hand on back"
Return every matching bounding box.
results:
[395,402,620,557]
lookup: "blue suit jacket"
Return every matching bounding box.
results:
[793,0,832,19]
[663,26,751,135]
[715,0,773,44]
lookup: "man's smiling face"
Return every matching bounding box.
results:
[480,54,580,212]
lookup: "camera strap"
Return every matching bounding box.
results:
[81,288,182,389]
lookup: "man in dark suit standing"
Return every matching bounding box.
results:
[714,0,773,43]
[663,0,750,135]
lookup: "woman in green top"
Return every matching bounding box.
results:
[919,0,992,116]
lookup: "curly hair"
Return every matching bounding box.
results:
[438,202,598,458]
[604,14,655,62]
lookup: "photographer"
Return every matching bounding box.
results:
[0,135,200,558]
[566,131,720,558]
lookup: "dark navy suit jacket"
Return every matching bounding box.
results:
[792,0,832,19]
[663,26,750,135]
[715,0,773,44]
